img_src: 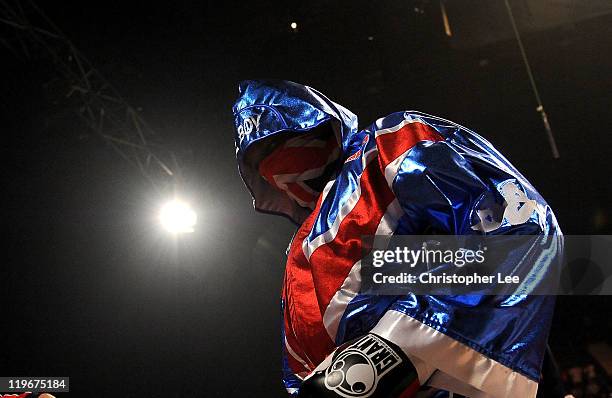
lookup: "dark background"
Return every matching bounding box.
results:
[1,1,611,396]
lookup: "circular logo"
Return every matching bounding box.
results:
[324,350,377,397]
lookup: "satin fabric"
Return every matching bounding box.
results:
[232,80,562,397]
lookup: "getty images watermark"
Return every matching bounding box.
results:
[360,235,612,296]
[371,244,519,286]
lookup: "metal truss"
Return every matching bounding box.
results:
[0,0,178,190]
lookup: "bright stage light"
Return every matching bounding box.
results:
[159,200,197,234]
[290,22,297,29]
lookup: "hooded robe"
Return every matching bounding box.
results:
[233,80,562,398]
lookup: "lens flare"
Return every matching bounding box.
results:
[159,200,197,233]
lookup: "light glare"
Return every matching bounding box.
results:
[159,200,197,234]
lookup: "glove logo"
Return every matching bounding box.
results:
[324,334,402,398]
